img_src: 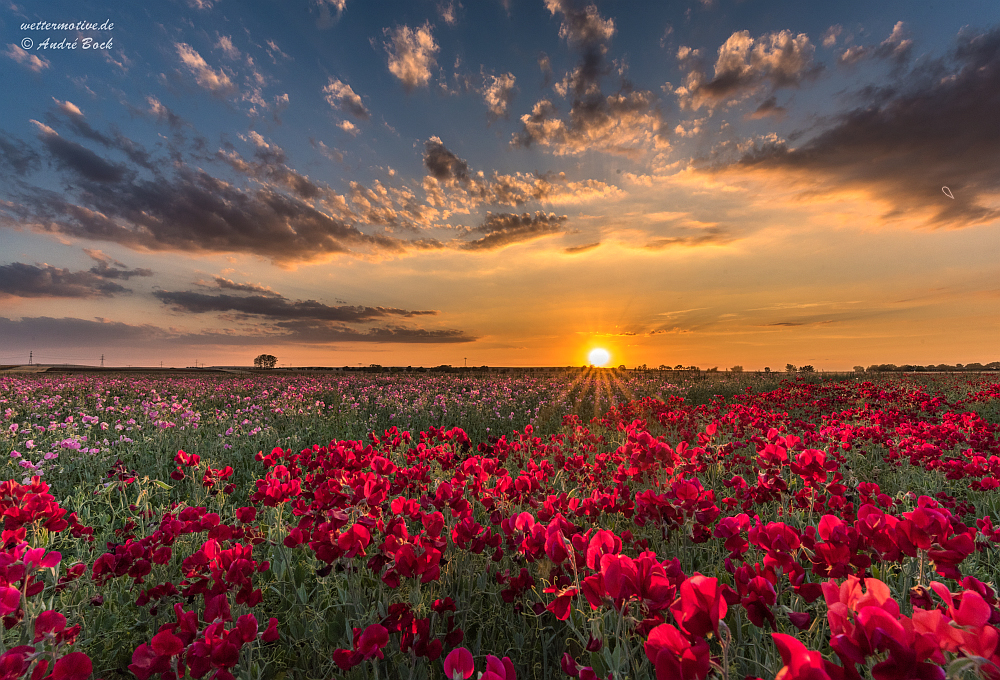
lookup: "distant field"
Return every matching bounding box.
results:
[0,372,998,680]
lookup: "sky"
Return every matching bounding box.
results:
[0,0,998,370]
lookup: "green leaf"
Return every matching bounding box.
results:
[152,480,172,490]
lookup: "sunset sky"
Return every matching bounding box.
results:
[1,0,998,369]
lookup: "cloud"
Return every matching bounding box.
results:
[271,321,475,344]
[719,25,1000,230]
[210,277,279,296]
[0,316,476,348]
[53,99,83,117]
[514,2,664,156]
[823,25,843,48]
[422,137,622,207]
[311,139,344,163]
[643,227,734,249]
[6,162,411,265]
[175,43,236,96]
[383,23,439,91]
[216,35,241,60]
[513,89,666,157]
[30,120,126,183]
[424,136,471,184]
[745,95,787,120]
[146,97,185,128]
[3,44,50,72]
[838,21,913,68]
[438,0,458,25]
[482,72,517,119]
[544,0,615,46]
[323,78,370,119]
[538,53,553,86]
[564,241,600,254]
[675,29,823,111]
[154,289,438,322]
[0,262,130,298]
[315,0,347,29]
[265,40,292,62]
[84,249,153,280]
[216,144,334,202]
[0,131,41,175]
[461,211,567,250]
[46,98,154,169]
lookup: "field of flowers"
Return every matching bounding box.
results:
[0,371,998,680]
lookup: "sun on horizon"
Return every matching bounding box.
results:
[588,348,611,367]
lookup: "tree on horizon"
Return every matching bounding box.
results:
[254,354,277,369]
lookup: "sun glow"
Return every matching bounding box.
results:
[588,348,611,366]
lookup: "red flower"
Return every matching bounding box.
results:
[235,507,257,523]
[644,623,711,680]
[259,617,278,643]
[670,574,727,638]
[357,624,389,660]
[772,633,832,680]
[484,655,516,680]
[150,630,184,657]
[443,647,475,680]
[50,652,92,680]
[33,609,66,642]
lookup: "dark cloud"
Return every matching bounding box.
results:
[6,163,411,264]
[84,250,153,280]
[211,277,279,295]
[564,241,600,254]
[424,137,471,184]
[721,25,1000,229]
[0,132,41,175]
[323,78,371,120]
[0,262,129,298]
[643,227,734,249]
[514,2,665,156]
[0,316,475,348]
[674,30,823,111]
[32,122,126,183]
[462,211,567,250]
[154,290,437,322]
[46,100,156,170]
[145,97,186,129]
[216,146,324,200]
[49,99,112,146]
[0,317,161,348]
[746,96,787,120]
[266,319,474,343]
[544,0,615,47]
[422,148,621,210]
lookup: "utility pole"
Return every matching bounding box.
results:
[101,354,104,368]
[464,357,467,368]
[28,351,32,365]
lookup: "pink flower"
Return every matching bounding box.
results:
[443,647,475,680]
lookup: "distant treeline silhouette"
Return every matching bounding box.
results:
[857,362,1000,372]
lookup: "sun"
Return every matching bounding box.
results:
[588,348,611,366]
